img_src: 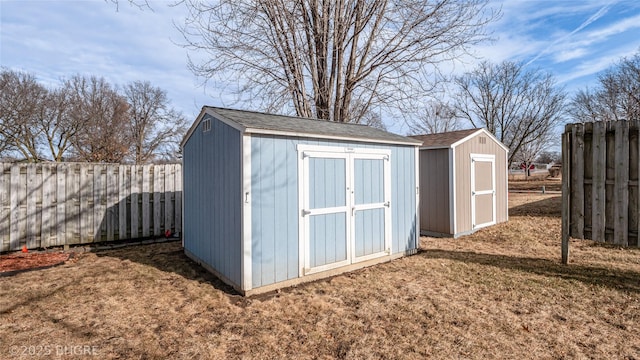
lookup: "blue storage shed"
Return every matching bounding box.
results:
[181,107,421,295]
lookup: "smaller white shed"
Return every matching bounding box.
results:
[411,128,509,238]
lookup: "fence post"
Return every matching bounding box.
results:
[562,128,571,264]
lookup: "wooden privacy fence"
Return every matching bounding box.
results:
[562,121,640,262]
[0,163,182,252]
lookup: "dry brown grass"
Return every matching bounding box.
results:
[509,176,562,192]
[1,193,639,359]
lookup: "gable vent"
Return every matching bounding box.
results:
[479,136,486,144]
[202,119,212,132]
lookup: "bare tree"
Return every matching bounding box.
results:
[105,0,151,10]
[408,101,460,134]
[0,68,48,161]
[569,51,640,122]
[514,135,549,178]
[178,0,498,124]
[68,76,131,163]
[124,81,187,163]
[568,88,603,122]
[39,81,86,162]
[452,61,566,166]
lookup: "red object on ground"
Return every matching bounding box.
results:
[21,245,28,253]
[165,229,172,238]
[0,252,70,273]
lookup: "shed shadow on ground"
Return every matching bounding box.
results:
[94,241,243,298]
[421,249,640,294]
[508,195,562,218]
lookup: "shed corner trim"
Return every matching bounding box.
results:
[241,134,253,291]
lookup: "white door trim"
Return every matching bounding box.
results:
[470,153,496,230]
[297,144,391,275]
[351,151,391,263]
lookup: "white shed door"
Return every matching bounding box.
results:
[471,154,496,229]
[298,145,391,275]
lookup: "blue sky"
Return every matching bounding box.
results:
[2,0,640,134]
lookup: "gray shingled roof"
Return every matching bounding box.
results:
[206,106,422,145]
[409,129,482,148]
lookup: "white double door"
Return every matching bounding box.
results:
[297,145,391,275]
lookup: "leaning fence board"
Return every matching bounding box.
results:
[563,120,640,251]
[0,163,182,251]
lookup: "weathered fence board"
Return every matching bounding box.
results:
[56,164,66,247]
[563,121,640,259]
[0,164,9,249]
[570,124,584,238]
[142,165,150,236]
[0,163,182,252]
[130,165,139,240]
[10,166,21,250]
[175,165,182,236]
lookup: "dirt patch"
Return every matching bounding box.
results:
[0,193,638,359]
[0,252,71,274]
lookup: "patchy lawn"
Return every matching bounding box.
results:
[1,193,639,359]
[509,177,562,192]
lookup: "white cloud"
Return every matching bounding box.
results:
[554,48,589,63]
[524,2,613,66]
[557,45,638,86]
[582,13,640,43]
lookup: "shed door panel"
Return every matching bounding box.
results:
[310,212,347,267]
[471,155,496,230]
[306,156,350,270]
[474,193,494,225]
[474,161,493,192]
[353,157,390,261]
[310,157,346,208]
[355,208,385,257]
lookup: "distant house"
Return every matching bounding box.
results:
[411,128,509,238]
[181,107,421,295]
